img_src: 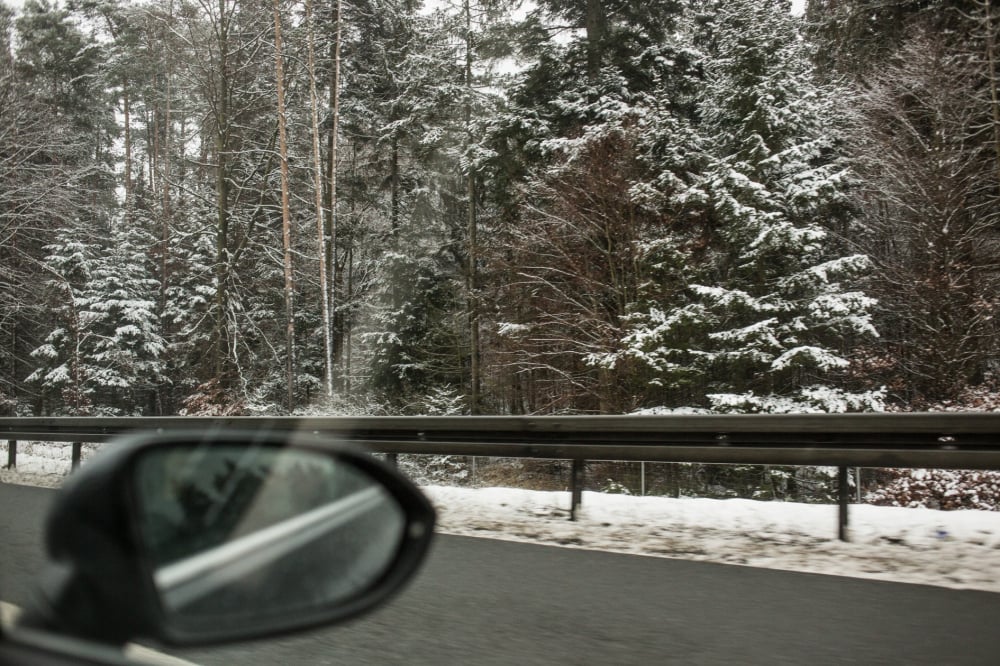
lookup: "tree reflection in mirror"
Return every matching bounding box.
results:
[132,445,405,627]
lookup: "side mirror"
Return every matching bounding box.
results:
[28,431,435,647]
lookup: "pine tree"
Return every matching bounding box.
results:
[6,0,117,414]
[80,224,166,412]
[26,230,99,415]
[429,0,515,413]
[806,0,976,78]
[482,0,689,413]
[342,0,498,412]
[27,224,166,415]
[607,0,882,413]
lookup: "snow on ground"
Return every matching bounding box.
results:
[424,486,1000,593]
[4,442,1000,594]
[0,442,101,488]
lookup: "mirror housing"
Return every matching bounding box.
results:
[28,430,435,647]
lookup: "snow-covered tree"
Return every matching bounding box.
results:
[26,229,99,414]
[5,0,993,419]
[868,468,1000,511]
[344,0,508,413]
[841,22,1000,405]
[81,224,166,410]
[602,0,882,413]
[27,224,166,415]
[364,245,468,413]
[482,0,696,413]
[3,0,117,414]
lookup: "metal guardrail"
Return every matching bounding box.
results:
[4,414,1000,541]
[4,414,1000,465]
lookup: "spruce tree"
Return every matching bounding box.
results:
[610,0,882,413]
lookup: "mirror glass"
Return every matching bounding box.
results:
[132,445,406,631]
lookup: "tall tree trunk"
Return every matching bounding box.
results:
[464,0,480,414]
[157,2,174,415]
[161,0,173,305]
[325,0,343,388]
[307,0,334,401]
[214,0,231,386]
[391,135,400,238]
[345,244,353,392]
[983,0,1000,187]
[123,84,133,222]
[390,134,401,309]
[145,106,154,192]
[160,58,172,326]
[273,0,295,412]
[584,0,606,82]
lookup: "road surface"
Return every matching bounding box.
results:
[3,482,999,664]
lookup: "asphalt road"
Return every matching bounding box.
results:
[3,482,1000,665]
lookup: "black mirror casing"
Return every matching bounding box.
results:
[29,430,435,648]
[34,440,160,646]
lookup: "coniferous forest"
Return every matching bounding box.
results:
[2,0,999,418]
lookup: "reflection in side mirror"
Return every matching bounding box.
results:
[33,431,435,648]
[133,446,406,632]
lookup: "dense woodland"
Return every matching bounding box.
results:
[1,0,999,418]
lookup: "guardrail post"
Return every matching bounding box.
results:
[838,465,850,542]
[71,442,82,471]
[5,440,15,469]
[570,459,584,521]
[386,453,398,468]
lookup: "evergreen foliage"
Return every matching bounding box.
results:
[0,0,994,420]
[613,0,881,413]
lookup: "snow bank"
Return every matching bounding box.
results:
[425,486,1000,593]
[0,442,101,488]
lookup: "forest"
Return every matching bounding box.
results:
[1,0,999,419]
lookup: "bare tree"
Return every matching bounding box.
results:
[848,30,1000,402]
[492,131,650,413]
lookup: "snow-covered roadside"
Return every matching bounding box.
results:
[5,442,1000,594]
[424,485,1000,593]
[0,442,101,488]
